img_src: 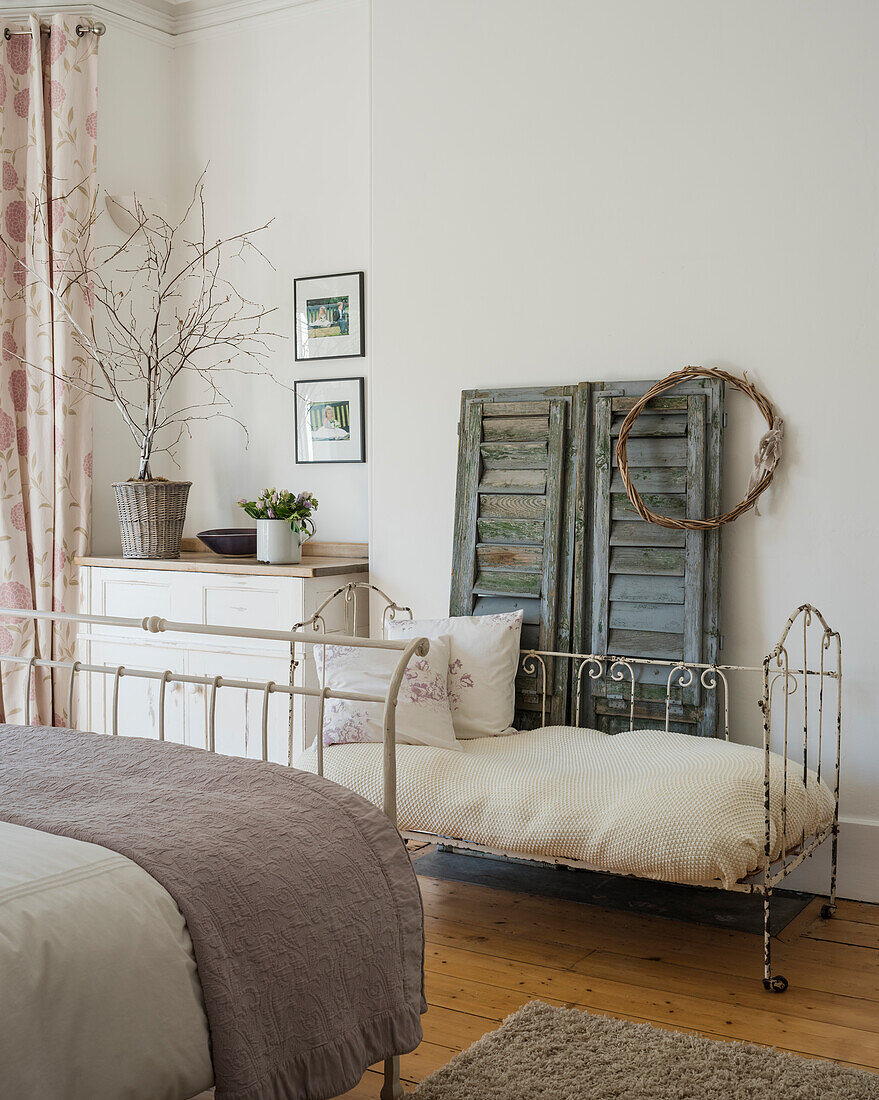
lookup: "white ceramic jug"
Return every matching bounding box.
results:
[256,519,311,564]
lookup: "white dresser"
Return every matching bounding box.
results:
[76,549,369,763]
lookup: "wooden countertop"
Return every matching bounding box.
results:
[76,552,369,579]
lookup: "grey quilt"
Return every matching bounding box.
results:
[0,725,425,1100]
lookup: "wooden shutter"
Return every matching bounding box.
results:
[577,378,723,736]
[451,386,584,727]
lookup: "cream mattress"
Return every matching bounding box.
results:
[297,725,835,888]
[0,821,213,1100]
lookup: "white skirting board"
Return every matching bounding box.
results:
[783,818,879,903]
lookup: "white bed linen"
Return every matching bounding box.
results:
[0,820,212,1100]
[297,725,835,888]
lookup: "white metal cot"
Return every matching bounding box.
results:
[298,585,842,994]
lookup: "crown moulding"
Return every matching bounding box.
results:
[3,2,173,38]
[2,0,348,41]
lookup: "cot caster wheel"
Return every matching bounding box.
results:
[820,903,836,920]
[763,975,788,993]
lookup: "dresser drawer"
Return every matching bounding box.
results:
[88,570,175,636]
[199,574,304,648]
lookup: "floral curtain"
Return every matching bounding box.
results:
[0,17,98,724]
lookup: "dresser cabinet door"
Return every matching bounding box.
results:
[85,639,187,743]
[185,648,293,764]
[189,573,303,762]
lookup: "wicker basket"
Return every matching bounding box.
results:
[113,480,192,559]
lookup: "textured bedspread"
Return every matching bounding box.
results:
[0,725,425,1100]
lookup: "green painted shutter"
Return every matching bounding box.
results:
[451,386,584,727]
[577,378,723,736]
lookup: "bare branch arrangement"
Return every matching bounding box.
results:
[0,170,278,480]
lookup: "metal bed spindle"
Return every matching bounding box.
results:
[23,655,38,727]
[158,669,172,742]
[260,681,276,763]
[207,676,223,754]
[111,666,125,736]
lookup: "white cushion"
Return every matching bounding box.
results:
[296,725,836,889]
[388,611,523,739]
[314,635,460,750]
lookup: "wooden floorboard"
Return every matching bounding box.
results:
[835,899,879,927]
[339,867,879,1096]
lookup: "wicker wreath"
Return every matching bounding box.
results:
[615,366,783,531]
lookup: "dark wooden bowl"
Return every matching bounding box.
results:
[197,528,257,557]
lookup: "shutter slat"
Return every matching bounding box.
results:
[483,418,550,442]
[610,468,687,493]
[610,414,687,437]
[609,629,685,661]
[610,601,685,633]
[477,545,544,570]
[610,574,685,604]
[611,396,689,413]
[480,494,547,519]
[483,401,550,416]
[477,518,544,544]
[610,522,686,548]
[474,571,542,597]
[611,493,686,520]
[610,547,686,575]
[481,441,548,469]
[479,469,546,493]
[611,436,687,467]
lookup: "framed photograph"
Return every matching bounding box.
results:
[294,271,365,361]
[294,376,366,464]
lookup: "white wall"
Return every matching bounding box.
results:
[169,0,371,545]
[90,0,878,899]
[371,0,879,899]
[93,21,177,554]
[92,0,371,551]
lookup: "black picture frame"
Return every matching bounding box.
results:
[294,271,365,361]
[294,376,366,464]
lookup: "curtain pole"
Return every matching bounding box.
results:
[3,23,106,39]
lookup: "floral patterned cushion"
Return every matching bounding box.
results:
[314,635,459,750]
[388,611,524,739]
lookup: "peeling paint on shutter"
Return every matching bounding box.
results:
[451,378,722,737]
[451,386,585,727]
[577,379,723,736]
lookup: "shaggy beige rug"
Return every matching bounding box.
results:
[412,1002,879,1099]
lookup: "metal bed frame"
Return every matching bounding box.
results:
[299,587,842,994]
[0,603,424,1100]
